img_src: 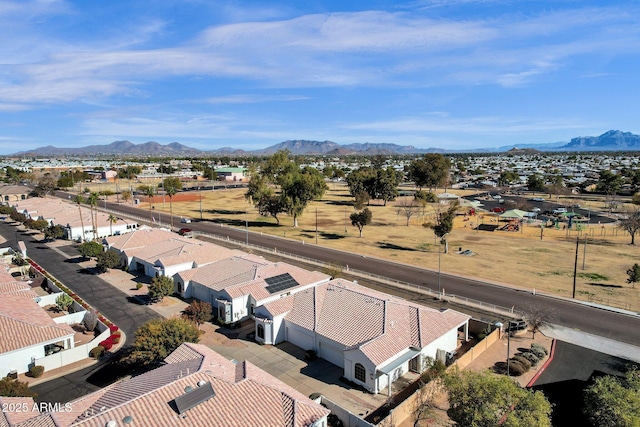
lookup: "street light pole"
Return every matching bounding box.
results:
[245,210,248,246]
[199,186,203,220]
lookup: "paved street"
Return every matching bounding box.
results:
[0,221,161,403]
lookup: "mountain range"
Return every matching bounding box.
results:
[11,130,640,157]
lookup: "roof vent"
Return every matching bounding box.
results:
[197,380,207,387]
[123,415,133,424]
[106,421,116,427]
[184,386,193,393]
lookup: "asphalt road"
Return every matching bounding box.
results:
[0,221,161,403]
[72,191,640,348]
[532,341,639,426]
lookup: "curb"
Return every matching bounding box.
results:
[526,338,556,388]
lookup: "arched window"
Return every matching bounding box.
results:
[257,324,265,339]
[354,363,366,382]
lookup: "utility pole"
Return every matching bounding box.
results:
[199,186,203,220]
[582,235,587,270]
[315,208,318,244]
[572,237,579,298]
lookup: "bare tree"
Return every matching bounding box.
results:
[395,198,421,226]
[618,205,640,245]
[523,304,554,339]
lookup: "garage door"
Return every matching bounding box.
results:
[318,341,343,368]
[286,326,314,351]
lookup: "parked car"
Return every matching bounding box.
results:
[491,207,506,213]
[552,208,568,214]
[531,207,541,212]
[530,197,545,202]
[180,218,191,223]
[178,228,192,236]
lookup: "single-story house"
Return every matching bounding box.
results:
[174,255,331,324]
[106,227,244,277]
[0,184,29,202]
[0,293,75,378]
[254,279,470,394]
[3,343,330,427]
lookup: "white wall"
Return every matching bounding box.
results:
[344,349,377,393]
[163,261,194,278]
[0,334,74,377]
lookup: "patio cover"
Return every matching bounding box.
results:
[499,209,528,219]
[378,348,421,375]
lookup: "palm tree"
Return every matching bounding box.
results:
[73,195,86,242]
[107,214,118,236]
[86,192,99,240]
[144,186,155,222]
[163,177,182,230]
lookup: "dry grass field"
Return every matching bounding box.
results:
[94,181,640,312]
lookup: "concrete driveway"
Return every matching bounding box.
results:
[208,325,391,418]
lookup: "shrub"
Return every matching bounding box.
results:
[111,336,120,344]
[522,351,540,366]
[89,346,105,358]
[507,359,528,376]
[531,342,548,355]
[309,392,322,400]
[136,283,143,290]
[111,330,121,337]
[109,325,119,333]
[530,346,546,359]
[28,365,44,378]
[513,354,532,370]
[100,338,114,351]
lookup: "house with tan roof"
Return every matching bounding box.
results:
[0,184,30,202]
[174,256,331,324]
[0,294,76,378]
[0,343,330,427]
[106,227,244,277]
[254,279,470,394]
[12,198,139,241]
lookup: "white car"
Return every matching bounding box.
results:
[180,218,191,223]
[492,194,502,199]
[531,197,545,202]
[531,207,541,212]
[552,208,567,214]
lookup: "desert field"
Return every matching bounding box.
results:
[92,181,640,312]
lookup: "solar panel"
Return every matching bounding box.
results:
[265,273,300,294]
[174,382,215,414]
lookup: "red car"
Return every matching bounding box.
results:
[491,207,505,213]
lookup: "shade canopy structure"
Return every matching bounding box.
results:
[460,199,484,208]
[499,209,529,219]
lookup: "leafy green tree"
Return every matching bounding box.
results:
[351,208,372,238]
[139,185,155,221]
[527,174,546,193]
[44,224,65,241]
[498,170,520,187]
[0,377,37,397]
[55,293,74,312]
[596,170,624,196]
[125,317,200,367]
[162,176,182,229]
[2,166,25,184]
[78,241,104,259]
[626,263,640,289]
[96,249,121,272]
[182,300,213,328]
[444,369,552,427]
[423,200,459,253]
[245,151,326,227]
[408,154,451,192]
[584,367,640,427]
[148,275,175,302]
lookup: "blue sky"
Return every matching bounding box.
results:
[2,0,640,154]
